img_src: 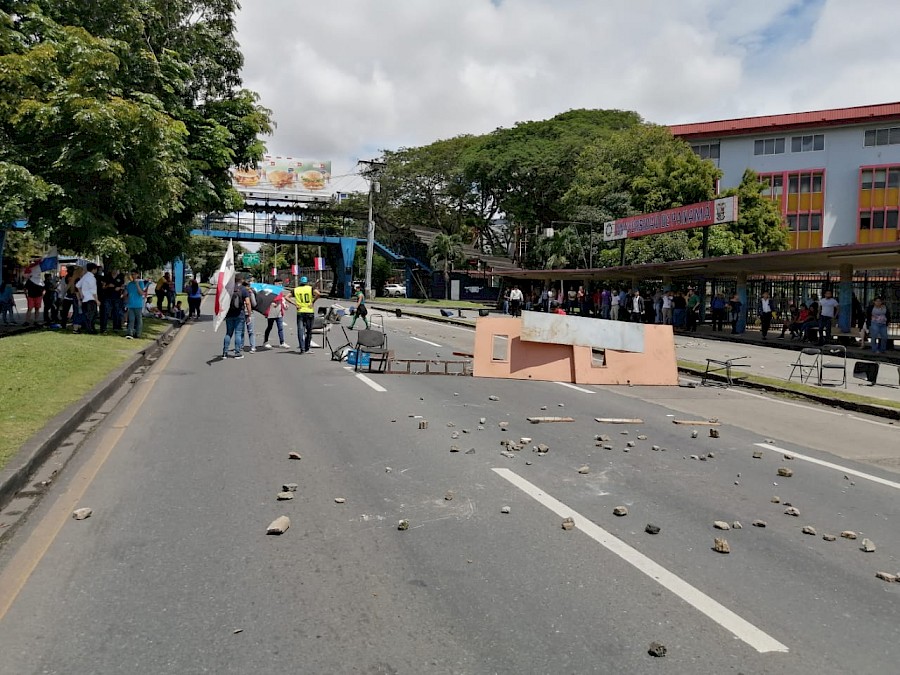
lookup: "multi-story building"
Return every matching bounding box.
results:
[671,102,900,250]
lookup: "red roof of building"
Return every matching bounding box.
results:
[670,102,900,140]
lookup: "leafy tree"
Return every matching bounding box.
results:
[0,0,272,266]
[715,169,790,254]
[428,232,463,299]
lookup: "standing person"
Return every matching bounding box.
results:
[23,261,44,326]
[223,274,249,358]
[728,293,743,334]
[124,270,147,339]
[100,268,124,333]
[629,290,644,323]
[600,287,611,319]
[817,289,839,346]
[661,290,673,325]
[672,291,687,328]
[852,293,865,331]
[264,281,289,349]
[685,288,700,332]
[76,262,99,334]
[0,277,14,325]
[348,283,369,330]
[187,277,202,319]
[576,285,586,315]
[509,285,524,317]
[867,296,890,354]
[294,276,318,352]
[155,272,171,313]
[60,267,82,331]
[710,293,727,332]
[42,273,59,326]
[242,280,258,353]
[609,288,620,321]
[758,291,774,340]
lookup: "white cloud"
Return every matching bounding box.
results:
[235,0,900,180]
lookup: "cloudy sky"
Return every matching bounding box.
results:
[235,0,900,189]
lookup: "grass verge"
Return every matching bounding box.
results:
[0,319,169,471]
[678,359,900,411]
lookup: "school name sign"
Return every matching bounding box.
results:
[603,196,738,242]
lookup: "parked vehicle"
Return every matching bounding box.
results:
[382,283,406,298]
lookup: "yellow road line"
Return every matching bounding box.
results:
[0,326,189,622]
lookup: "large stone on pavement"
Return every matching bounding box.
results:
[713,538,730,554]
[72,507,93,520]
[266,516,290,535]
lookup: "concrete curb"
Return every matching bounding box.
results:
[383,305,900,421]
[0,324,179,509]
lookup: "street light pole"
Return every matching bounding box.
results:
[358,159,385,299]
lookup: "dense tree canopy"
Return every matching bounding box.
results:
[0,0,271,267]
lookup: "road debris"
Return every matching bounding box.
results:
[501,506,511,514]
[714,521,731,530]
[672,419,720,425]
[500,451,516,459]
[752,451,763,459]
[465,448,476,455]
[527,416,575,424]
[577,466,590,474]
[397,519,410,531]
[519,437,532,444]
[276,492,294,501]
[691,430,699,438]
[645,524,660,535]
[499,422,509,429]
[709,428,720,438]
[876,572,897,582]
[802,525,817,535]
[777,467,794,477]
[648,642,667,657]
[479,417,486,424]
[418,420,428,429]
[561,517,575,530]
[282,483,298,492]
[784,507,800,517]
[713,538,730,554]
[752,520,767,528]
[595,418,643,424]
[450,445,460,452]
[72,508,93,520]
[823,534,837,541]
[841,531,858,539]
[288,452,302,460]
[613,506,628,517]
[651,445,661,451]
[771,496,781,503]
[732,521,742,529]
[626,441,635,448]
[861,538,876,552]
[334,497,346,504]
[636,434,648,440]
[488,395,499,401]
[451,432,460,439]
[444,491,454,501]
[266,516,290,535]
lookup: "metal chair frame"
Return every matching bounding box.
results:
[354,328,389,373]
[788,347,821,384]
[819,345,847,387]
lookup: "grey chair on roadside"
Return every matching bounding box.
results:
[819,345,846,387]
[310,316,327,349]
[354,328,389,372]
[788,347,821,384]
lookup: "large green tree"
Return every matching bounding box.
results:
[428,232,463,299]
[0,0,271,266]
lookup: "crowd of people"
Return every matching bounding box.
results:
[0,263,200,337]
[497,283,894,353]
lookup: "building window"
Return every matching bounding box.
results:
[754,138,785,155]
[811,214,821,231]
[864,127,900,146]
[888,211,899,229]
[691,143,720,160]
[791,134,824,152]
[862,169,873,190]
[860,213,871,229]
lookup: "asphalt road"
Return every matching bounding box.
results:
[1,305,899,674]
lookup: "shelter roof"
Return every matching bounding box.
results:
[498,241,900,282]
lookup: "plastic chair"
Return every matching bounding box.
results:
[788,347,821,384]
[819,345,846,387]
[309,316,327,349]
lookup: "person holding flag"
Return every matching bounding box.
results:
[263,279,289,349]
[213,240,235,333]
[293,276,319,353]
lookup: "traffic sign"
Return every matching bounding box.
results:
[242,252,260,266]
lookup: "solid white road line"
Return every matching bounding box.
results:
[754,443,900,491]
[554,381,595,394]
[846,414,900,429]
[410,336,442,347]
[343,366,387,392]
[492,468,789,654]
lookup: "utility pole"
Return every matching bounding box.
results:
[358,158,385,299]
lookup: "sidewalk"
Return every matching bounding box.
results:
[368,302,900,416]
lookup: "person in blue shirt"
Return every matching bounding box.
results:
[124,270,148,339]
[0,277,15,325]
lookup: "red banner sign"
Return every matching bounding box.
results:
[604,196,738,241]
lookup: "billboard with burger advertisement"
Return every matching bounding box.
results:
[232,156,332,196]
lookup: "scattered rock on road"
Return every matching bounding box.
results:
[451,432,460,439]
[651,445,661,451]
[691,430,699,438]
[561,517,575,530]
[648,642,667,658]
[266,516,290,535]
[283,483,298,492]
[714,521,731,530]
[626,441,635,448]
[861,538,876,552]
[488,395,499,401]
[713,538,731,554]
[450,445,460,452]
[841,530,858,540]
[334,497,346,504]
[802,525,817,535]
[645,524,660,535]
[72,507,93,520]
[479,417,486,424]
[784,507,800,517]
[465,448,476,455]
[397,519,410,531]
[709,428,720,438]
[444,491,454,501]
[276,492,294,501]
[613,506,628,517]
[771,496,781,503]
[288,452,302,460]
[752,520,767,528]
[777,467,794,477]
[752,451,763,459]
[732,521,742,529]
[636,434,648,440]
[876,571,897,582]
[501,506,511,514]
[578,465,590,474]
[823,534,837,541]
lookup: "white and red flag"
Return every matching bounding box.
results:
[213,240,235,332]
[314,257,326,271]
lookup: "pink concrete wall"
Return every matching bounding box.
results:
[473,317,678,386]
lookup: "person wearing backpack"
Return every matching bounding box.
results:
[242,279,258,353]
[222,274,250,358]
